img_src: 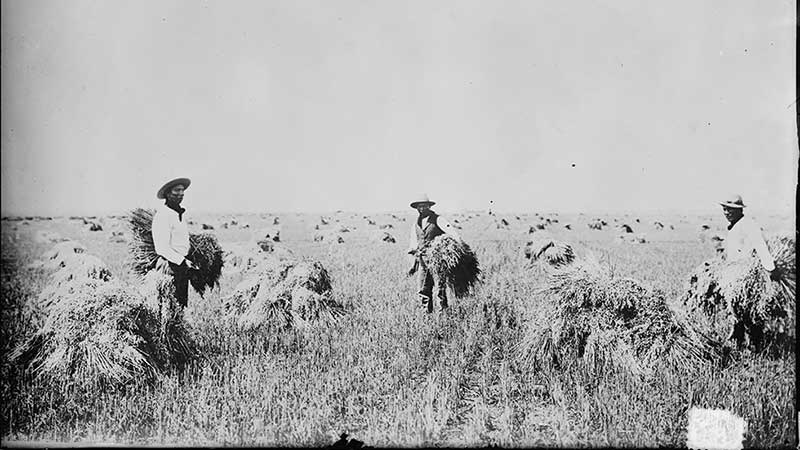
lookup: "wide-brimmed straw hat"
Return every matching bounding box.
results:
[410,194,435,209]
[157,177,191,199]
[719,193,746,209]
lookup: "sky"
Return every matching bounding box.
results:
[1,0,797,216]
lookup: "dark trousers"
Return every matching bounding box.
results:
[731,319,764,352]
[418,260,447,313]
[169,261,190,308]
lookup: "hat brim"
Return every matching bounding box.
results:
[410,201,435,208]
[157,177,191,199]
[719,202,745,209]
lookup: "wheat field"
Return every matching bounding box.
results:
[1,210,795,447]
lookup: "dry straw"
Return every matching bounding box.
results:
[129,208,160,275]
[128,208,224,297]
[11,282,159,385]
[518,256,722,379]
[187,233,224,297]
[225,255,344,331]
[11,246,197,386]
[11,279,196,386]
[524,236,575,269]
[139,258,179,335]
[421,234,482,299]
[11,234,201,387]
[681,233,795,348]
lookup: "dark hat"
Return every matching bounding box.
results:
[410,193,435,209]
[157,177,191,199]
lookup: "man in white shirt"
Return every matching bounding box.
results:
[406,194,461,313]
[152,177,197,308]
[719,194,779,350]
[719,194,778,277]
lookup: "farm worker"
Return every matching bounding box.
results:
[152,177,197,308]
[719,194,777,278]
[719,193,779,349]
[407,194,461,313]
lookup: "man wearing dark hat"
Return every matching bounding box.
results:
[407,194,461,313]
[152,177,197,308]
[719,193,779,349]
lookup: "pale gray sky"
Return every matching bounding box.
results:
[1,0,797,216]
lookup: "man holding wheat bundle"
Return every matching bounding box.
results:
[152,177,198,308]
[407,194,461,313]
[719,193,781,349]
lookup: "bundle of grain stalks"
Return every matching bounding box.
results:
[524,236,575,269]
[681,234,795,348]
[187,233,224,296]
[518,256,721,379]
[224,256,344,331]
[11,281,197,386]
[128,208,224,297]
[139,258,180,334]
[420,234,481,299]
[369,230,396,244]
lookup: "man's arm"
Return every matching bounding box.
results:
[152,211,186,265]
[437,216,461,241]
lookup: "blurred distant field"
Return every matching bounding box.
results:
[1,210,796,447]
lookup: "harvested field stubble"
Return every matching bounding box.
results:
[1,211,795,447]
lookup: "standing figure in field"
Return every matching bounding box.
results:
[407,194,461,313]
[719,193,779,348]
[152,177,197,308]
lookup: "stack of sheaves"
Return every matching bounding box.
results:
[224,254,344,331]
[518,255,723,380]
[523,234,575,269]
[681,233,795,350]
[10,243,195,387]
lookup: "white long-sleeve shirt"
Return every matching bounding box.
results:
[152,203,190,265]
[725,216,775,271]
[407,214,461,254]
